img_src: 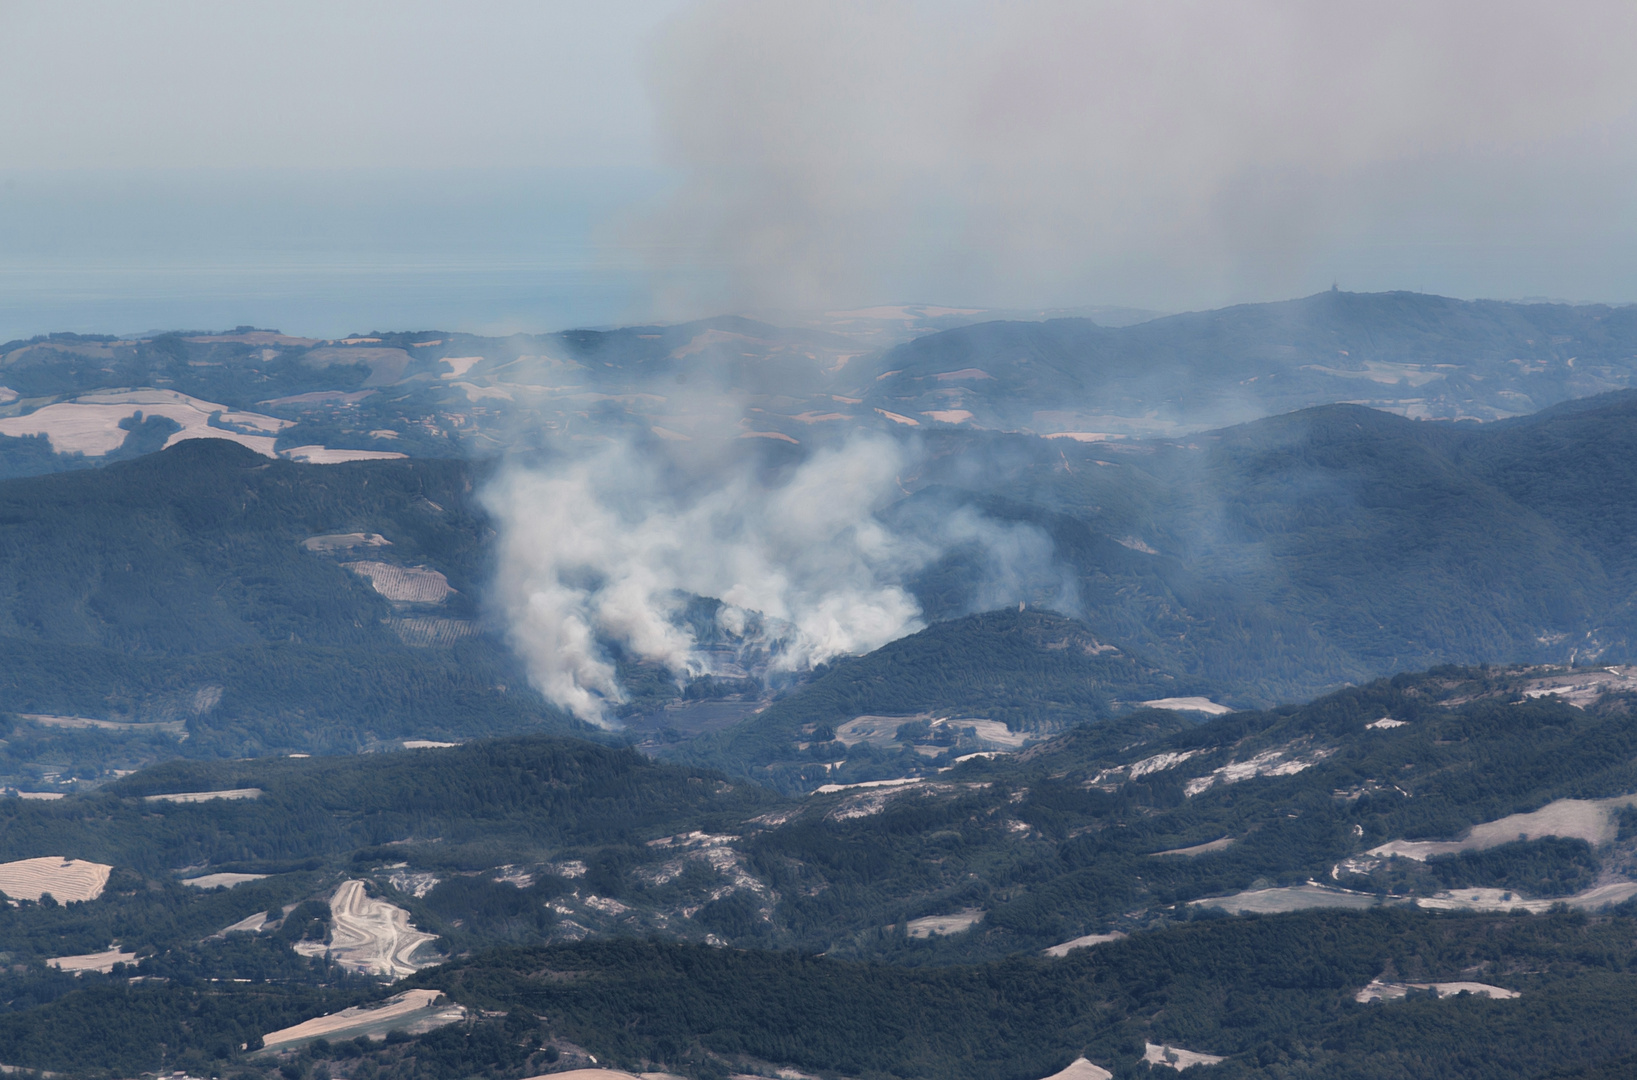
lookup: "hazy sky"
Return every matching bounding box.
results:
[2,0,1636,338]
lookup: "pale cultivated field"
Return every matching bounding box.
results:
[1038,1058,1113,1080]
[1144,1042,1226,1070]
[301,532,391,553]
[1151,837,1235,857]
[260,989,465,1052]
[145,788,262,804]
[835,715,921,746]
[294,880,439,979]
[1369,795,1637,860]
[836,715,1027,749]
[47,948,136,973]
[904,908,983,938]
[301,347,411,386]
[1367,717,1407,729]
[21,713,186,736]
[1192,883,1384,915]
[439,356,484,379]
[345,562,452,603]
[1415,881,1637,913]
[812,777,923,794]
[13,792,64,800]
[1355,978,1517,1003]
[521,1071,687,1080]
[281,445,408,464]
[390,617,478,647]
[1141,697,1232,715]
[1518,666,1637,708]
[0,389,291,457]
[401,739,456,749]
[1044,931,1125,957]
[1044,432,1122,443]
[0,857,112,902]
[215,911,272,936]
[921,410,973,424]
[182,873,267,889]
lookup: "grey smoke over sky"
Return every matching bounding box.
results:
[484,432,1071,726]
[3,1,1636,331]
[643,0,1637,314]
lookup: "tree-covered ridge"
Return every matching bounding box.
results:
[859,389,1637,710]
[0,735,775,875]
[869,290,1637,432]
[0,438,576,780]
[673,609,1195,785]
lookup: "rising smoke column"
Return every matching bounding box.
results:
[484,430,1078,726]
[486,434,934,725]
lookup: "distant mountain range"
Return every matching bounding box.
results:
[3,292,1635,481]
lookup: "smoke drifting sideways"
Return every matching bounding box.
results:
[640,0,1637,316]
[484,432,1074,727]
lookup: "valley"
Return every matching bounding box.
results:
[3,294,1637,1078]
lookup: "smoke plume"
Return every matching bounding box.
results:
[640,0,1637,314]
[485,432,1070,726]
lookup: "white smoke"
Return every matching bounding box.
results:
[484,432,1067,726]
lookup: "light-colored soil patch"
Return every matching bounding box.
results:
[22,713,186,736]
[519,1071,668,1080]
[388,870,441,898]
[835,715,924,746]
[302,347,411,386]
[439,356,484,379]
[145,788,262,804]
[216,911,271,936]
[1355,978,1518,1003]
[0,857,112,902]
[182,873,267,889]
[390,617,478,647]
[296,879,440,979]
[874,408,919,426]
[302,532,391,553]
[260,989,464,1052]
[1192,882,1386,915]
[12,791,64,800]
[345,562,452,603]
[259,389,376,408]
[951,719,1029,747]
[1038,1058,1113,1080]
[1093,749,1206,787]
[1185,745,1335,797]
[184,332,319,347]
[1415,881,1637,913]
[904,908,983,938]
[836,714,1027,749]
[0,389,291,457]
[402,739,457,749]
[1144,1042,1226,1070]
[1370,795,1637,861]
[1044,931,1125,956]
[1044,432,1122,443]
[1141,697,1232,715]
[922,410,974,424]
[1367,717,1407,729]
[1151,837,1235,857]
[1518,666,1637,708]
[813,777,924,794]
[47,948,136,973]
[281,445,409,464]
